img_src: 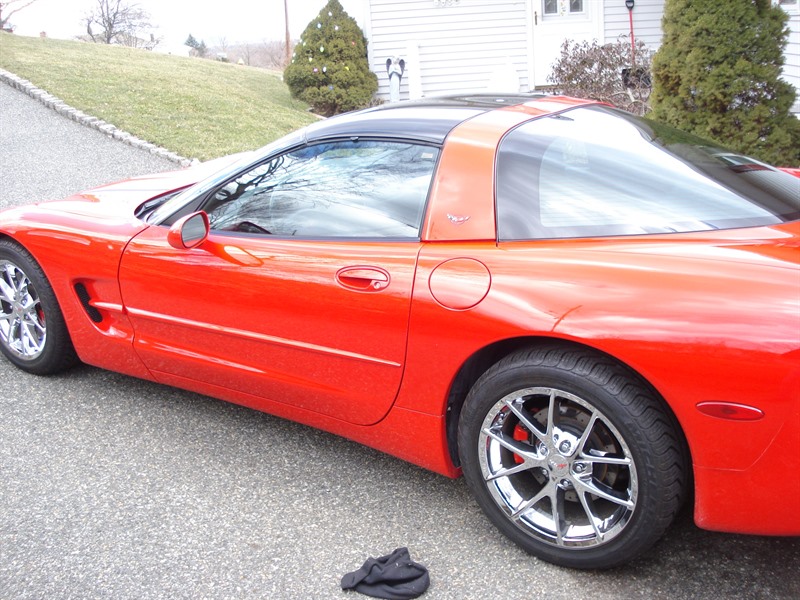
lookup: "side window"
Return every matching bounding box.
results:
[496,107,795,240]
[203,140,439,238]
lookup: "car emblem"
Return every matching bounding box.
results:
[447,213,470,225]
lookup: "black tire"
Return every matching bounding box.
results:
[458,345,689,569]
[0,239,79,375]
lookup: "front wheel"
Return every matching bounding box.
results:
[458,346,688,569]
[0,240,78,374]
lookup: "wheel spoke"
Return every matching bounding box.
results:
[24,313,45,335]
[0,275,16,303]
[8,264,23,288]
[581,452,632,467]
[510,484,550,520]
[576,411,600,453]
[545,388,557,438]
[573,476,634,508]
[551,486,566,546]
[20,323,35,354]
[577,488,606,542]
[22,299,42,320]
[20,296,37,312]
[24,319,42,349]
[482,427,537,458]
[486,460,539,482]
[8,318,22,347]
[505,398,547,444]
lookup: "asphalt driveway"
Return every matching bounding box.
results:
[1,82,798,599]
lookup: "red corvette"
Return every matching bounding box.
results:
[1,95,798,569]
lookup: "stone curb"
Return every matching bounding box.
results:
[0,68,196,167]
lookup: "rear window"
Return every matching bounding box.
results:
[495,106,800,240]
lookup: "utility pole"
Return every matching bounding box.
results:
[283,0,291,67]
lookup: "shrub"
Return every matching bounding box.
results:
[650,0,800,166]
[548,36,654,116]
[284,0,377,117]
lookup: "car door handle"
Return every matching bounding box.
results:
[336,266,390,291]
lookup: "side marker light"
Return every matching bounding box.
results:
[696,402,765,421]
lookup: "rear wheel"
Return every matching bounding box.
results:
[0,240,78,374]
[458,345,688,569]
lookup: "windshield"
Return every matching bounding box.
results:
[148,130,305,225]
[496,106,800,240]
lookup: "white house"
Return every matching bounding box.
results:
[349,0,800,114]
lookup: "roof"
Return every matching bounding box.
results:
[303,94,551,145]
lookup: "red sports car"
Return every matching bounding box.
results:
[1,95,798,569]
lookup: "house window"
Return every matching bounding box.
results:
[543,0,584,15]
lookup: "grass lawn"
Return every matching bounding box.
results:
[0,33,318,160]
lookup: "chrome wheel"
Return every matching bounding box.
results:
[0,260,46,361]
[479,387,636,548]
[0,240,77,375]
[459,346,689,569]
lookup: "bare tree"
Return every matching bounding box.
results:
[260,39,288,69]
[240,42,252,66]
[0,0,39,31]
[84,0,157,48]
[221,41,283,69]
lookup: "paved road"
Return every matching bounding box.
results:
[0,84,176,209]
[1,82,799,600]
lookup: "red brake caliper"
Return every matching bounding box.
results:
[513,424,528,464]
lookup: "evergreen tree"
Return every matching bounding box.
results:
[650,0,799,165]
[284,0,377,116]
[185,33,207,58]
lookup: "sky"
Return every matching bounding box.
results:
[8,0,365,53]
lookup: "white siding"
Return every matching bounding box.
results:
[783,9,800,115]
[365,0,798,115]
[368,0,530,100]
[603,0,664,48]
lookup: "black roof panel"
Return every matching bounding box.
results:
[304,94,547,145]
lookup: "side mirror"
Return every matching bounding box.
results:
[167,211,209,249]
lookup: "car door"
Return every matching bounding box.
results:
[118,140,440,426]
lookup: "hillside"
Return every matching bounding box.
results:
[0,33,317,160]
